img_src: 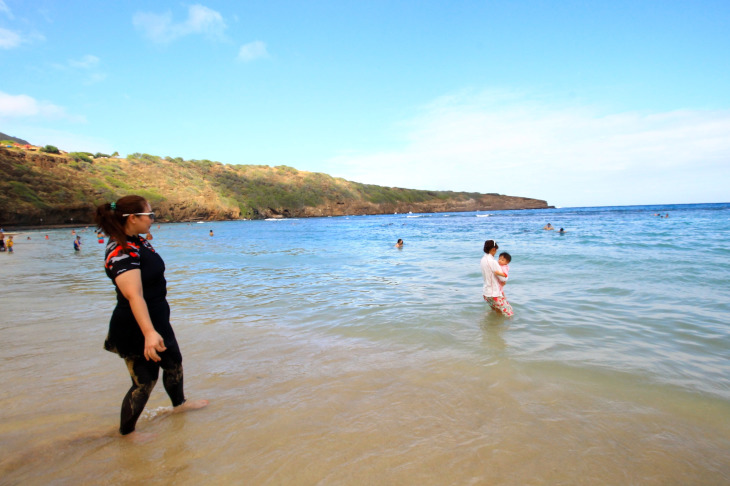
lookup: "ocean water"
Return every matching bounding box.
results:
[1,203,729,484]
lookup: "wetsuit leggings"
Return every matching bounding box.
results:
[120,352,185,435]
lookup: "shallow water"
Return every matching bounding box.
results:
[1,203,729,484]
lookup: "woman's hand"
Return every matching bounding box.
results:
[144,331,167,362]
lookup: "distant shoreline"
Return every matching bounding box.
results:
[3,223,99,232]
[3,220,229,231]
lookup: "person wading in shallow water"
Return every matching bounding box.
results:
[95,195,208,439]
[480,239,514,317]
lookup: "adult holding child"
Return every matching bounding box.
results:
[481,239,513,317]
[95,195,207,438]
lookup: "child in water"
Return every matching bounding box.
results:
[7,235,14,253]
[74,235,82,252]
[497,252,511,296]
[481,239,513,316]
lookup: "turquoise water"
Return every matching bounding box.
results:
[1,202,729,483]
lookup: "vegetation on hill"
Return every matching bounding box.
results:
[0,131,30,146]
[0,145,549,226]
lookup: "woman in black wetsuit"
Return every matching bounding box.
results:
[95,195,207,437]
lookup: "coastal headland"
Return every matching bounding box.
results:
[0,144,550,226]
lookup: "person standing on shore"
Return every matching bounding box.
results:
[481,239,513,317]
[95,195,208,438]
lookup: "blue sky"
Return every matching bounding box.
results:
[1,0,729,208]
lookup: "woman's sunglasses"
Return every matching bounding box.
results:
[123,212,155,219]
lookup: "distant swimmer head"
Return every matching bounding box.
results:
[483,239,498,254]
[395,238,404,247]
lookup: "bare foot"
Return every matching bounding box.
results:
[123,431,157,444]
[173,399,209,413]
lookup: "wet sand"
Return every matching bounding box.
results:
[1,316,728,485]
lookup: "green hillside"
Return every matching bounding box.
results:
[0,146,549,226]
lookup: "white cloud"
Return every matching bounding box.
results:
[133,4,226,43]
[85,72,108,85]
[0,26,20,48]
[0,26,44,49]
[50,55,106,84]
[0,91,85,122]
[327,89,730,207]
[237,40,268,62]
[0,1,45,48]
[186,4,225,35]
[69,54,99,69]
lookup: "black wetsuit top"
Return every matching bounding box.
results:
[103,235,179,359]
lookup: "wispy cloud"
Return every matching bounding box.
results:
[0,26,44,49]
[0,3,45,49]
[133,4,226,43]
[237,40,268,62]
[51,55,106,84]
[85,72,108,85]
[38,8,53,23]
[327,89,730,206]
[0,26,19,48]
[0,91,85,122]
[68,54,99,69]
[0,0,13,19]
